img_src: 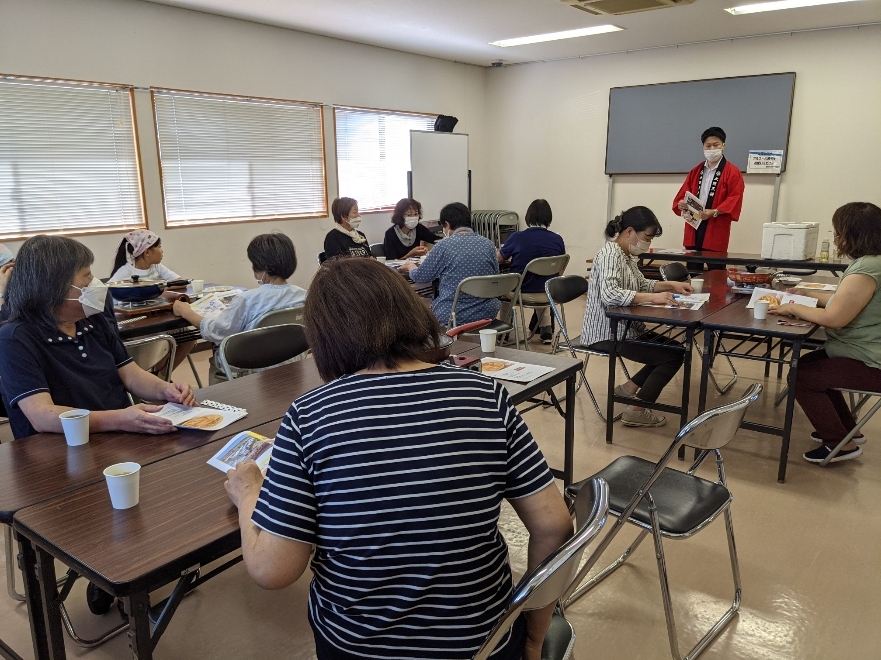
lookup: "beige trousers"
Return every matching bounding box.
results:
[499,292,552,329]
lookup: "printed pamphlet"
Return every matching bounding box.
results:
[745,288,819,310]
[190,289,243,320]
[682,192,704,230]
[480,358,555,383]
[207,431,273,473]
[151,401,247,431]
[795,282,838,292]
[638,293,710,310]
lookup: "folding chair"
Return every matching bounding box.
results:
[369,243,385,258]
[124,334,177,404]
[217,324,309,381]
[818,387,881,466]
[449,273,523,350]
[515,254,570,343]
[545,276,631,422]
[254,304,305,329]
[563,383,762,660]
[659,263,737,395]
[472,478,610,660]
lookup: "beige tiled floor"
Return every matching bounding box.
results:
[2,299,880,659]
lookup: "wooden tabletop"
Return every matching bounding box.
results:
[0,359,323,524]
[14,419,282,594]
[604,269,737,326]
[639,250,849,272]
[700,297,819,338]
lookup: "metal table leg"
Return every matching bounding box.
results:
[16,534,50,660]
[605,319,619,444]
[127,591,153,660]
[563,374,575,488]
[698,330,715,413]
[680,327,694,429]
[34,545,66,660]
[777,339,803,483]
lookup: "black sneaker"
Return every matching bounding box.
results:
[811,431,865,445]
[803,445,862,464]
[539,326,553,344]
[86,582,115,615]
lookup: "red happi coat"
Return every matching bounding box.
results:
[672,159,745,252]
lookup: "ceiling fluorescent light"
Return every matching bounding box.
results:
[490,25,623,47]
[725,0,861,14]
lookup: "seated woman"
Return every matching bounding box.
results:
[399,202,500,326]
[0,235,195,440]
[770,202,881,464]
[580,207,693,428]
[498,199,566,344]
[382,197,438,260]
[224,257,573,660]
[173,232,307,384]
[323,197,371,259]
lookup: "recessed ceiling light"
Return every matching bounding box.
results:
[489,25,623,47]
[725,0,861,14]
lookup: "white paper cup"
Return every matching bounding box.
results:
[691,278,704,293]
[479,329,498,353]
[59,410,89,446]
[191,279,205,294]
[754,300,770,320]
[103,462,141,510]
[376,256,387,263]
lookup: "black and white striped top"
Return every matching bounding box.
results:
[252,363,554,659]
[580,241,656,346]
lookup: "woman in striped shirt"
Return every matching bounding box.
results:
[580,207,693,427]
[224,257,573,660]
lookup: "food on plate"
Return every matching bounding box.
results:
[183,414,224,429]
[758,294,782,308]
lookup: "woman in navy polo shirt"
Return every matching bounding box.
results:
[0,235,196,440]
[498,199,566,344]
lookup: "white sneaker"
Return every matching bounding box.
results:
[614,384,637,400]
[621,408,666,428]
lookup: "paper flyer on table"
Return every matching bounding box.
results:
[745,288,819,309]
[480,358,555,383]
[638,293,710,310]
[190,289,242,320]
[207,431,273,473]
[795,282,838,292]
[151,402,247,431]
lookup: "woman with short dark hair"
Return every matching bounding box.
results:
[399,202,501,326]
[770,202,881,464]
[498,199,566,343]
[223,257,573,660]
[580,206,693,428]
[0,235,195,440]
[382,197,439,260]
[173,232,306,384]
[324,197,371,259]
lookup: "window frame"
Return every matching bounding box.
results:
[333,105,438,214]
[151,87,329,230]
[0,73,148,241]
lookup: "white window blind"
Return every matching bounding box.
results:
[0,77,144,240]
[335,108,435,211]
[153,91,327,226]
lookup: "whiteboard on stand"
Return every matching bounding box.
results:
[410,131,469,223]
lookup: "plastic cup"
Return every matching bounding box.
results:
[376,256,387,264]
[103,462,141,510]
[754,300,770,320]
[59,410,90,446]
[479,329,498,353]
[691,278,704,294]
[191,280,205,294]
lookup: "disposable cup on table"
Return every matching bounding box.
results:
[754,300,770,320]
[376,257,387,264]
[59,409,90,446]
[103,462,141,510]
[691,278,704,293]
[479,329,498,353]
[191,279,205,295]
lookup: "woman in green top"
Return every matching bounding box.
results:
[771,202,881,464]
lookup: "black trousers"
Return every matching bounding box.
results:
[588,332,684,403]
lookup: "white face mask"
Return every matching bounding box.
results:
[348,215,362,230]
[629,236,652,257]
[404,216,419,230]
[255,272,266,286]
[67,277,108,317]
[704,148,723,163]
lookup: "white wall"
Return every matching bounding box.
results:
[0,0,487,288]
[482,25,881,271]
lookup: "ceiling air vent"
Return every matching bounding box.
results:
[561,0,695,15]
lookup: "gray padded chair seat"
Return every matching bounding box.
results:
[566,456,731,536]
[541,613,575,660]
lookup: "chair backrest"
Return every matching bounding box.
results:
[449,273,522,327]
[545,275,588,306]
[677,382,762,452]
[317,251,327,265]
[369,243,385,258]
[218,324,309,379]
[659,262,691,282]
[254,305,305,329]
[523,254,571,279]
[124,334,176,381]
[471,478,610,660]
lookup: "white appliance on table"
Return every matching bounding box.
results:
[761,222,820,260]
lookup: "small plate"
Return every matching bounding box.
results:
[202,286,232,294]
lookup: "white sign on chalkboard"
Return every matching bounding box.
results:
[747,150,784,174]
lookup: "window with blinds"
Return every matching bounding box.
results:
[153,90,327,227]
[0,76,145,240]
[335,108,435,211]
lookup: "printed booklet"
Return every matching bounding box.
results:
[190,289,243,320]
[151,400,248,431]
[745,288,819,309]
[207,431,273,473]
[480,358,555,383]
[638,293,710,310]
[682,192,704,230]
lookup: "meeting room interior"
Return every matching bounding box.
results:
[0,0,880,659]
